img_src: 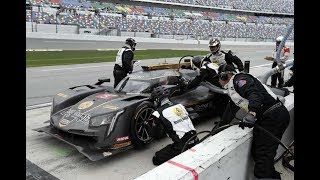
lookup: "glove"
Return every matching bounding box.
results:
[239,112,257,129]
[288,70,293,76]
[180,77,189,89]
[264,56,275,61]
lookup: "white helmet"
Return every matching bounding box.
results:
[276,36,284,43]
[208,38,221,53]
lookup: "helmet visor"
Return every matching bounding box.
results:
[209,45,219,53]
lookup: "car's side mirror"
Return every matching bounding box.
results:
[95,78,110,85]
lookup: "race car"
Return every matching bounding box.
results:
[35,55,227,161]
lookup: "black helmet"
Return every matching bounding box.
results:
[191,55,203,70]
[218,64,236,81]
[150,86,171,106]
[125,38,137,51]
[208,38,221,53]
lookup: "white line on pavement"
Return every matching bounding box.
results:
[250,59,293,69]
[44,41,96,44]
[26,102,52,110]
[250,63,273,68]
[41,65,113,71]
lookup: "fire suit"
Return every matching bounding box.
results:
[221,73,290,179]
[113,45,134,88]
[151,100,198,165]
[283,63,294,90]
[186,61,220,89]
[271,46,290,87]
[186,61,229,117]
[202,50,244,71]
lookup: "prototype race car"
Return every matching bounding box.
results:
[35,55,227,161]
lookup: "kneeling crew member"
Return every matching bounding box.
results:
[150,86,198,165]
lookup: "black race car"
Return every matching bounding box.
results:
[35,55,227,161]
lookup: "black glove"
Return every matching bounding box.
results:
[180,77,189,89]
[239,112,257,129]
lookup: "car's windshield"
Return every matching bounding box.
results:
[115,78,152,93]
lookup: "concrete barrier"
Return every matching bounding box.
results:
[134,93,294,180]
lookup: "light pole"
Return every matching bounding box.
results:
[31,5,33,32]
[99,12,101,35]
[56,11,59,33]
[95,9,101,35]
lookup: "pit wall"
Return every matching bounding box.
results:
[134,93,294,180]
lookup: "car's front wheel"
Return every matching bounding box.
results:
[130,101,157,148]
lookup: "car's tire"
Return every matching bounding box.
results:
[130,101,158,149]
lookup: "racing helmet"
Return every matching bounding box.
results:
[125,38,137,51]
[276,36,284,45]
[150,86,171,106]
[191,55,203,70]
[218,64,236,81]
[208,38,221,53]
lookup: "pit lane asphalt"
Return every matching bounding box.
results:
[26,46,294,180]
[26,45,294,106]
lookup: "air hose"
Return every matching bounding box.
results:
[181,121,294,171]
[181,123,236,153]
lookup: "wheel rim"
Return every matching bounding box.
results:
[135,107,155,142]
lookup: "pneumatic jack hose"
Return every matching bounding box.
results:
[181,123,239,153]
[181,121,294,172]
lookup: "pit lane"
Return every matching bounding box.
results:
[26,47,294,180]
[26,45,294,106]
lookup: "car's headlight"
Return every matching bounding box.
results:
[90,113,116,127]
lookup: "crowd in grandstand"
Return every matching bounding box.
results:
[26,0,294,40]
[154,0,293,13]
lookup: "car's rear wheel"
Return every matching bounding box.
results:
[130,101,157,148]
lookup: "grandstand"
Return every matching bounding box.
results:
[25,0,294,41]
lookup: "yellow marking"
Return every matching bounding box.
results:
[59,119,70,127]
[112,141,132,149]
[57,93,68,98]
[78,101,94,109]
[173,106,184,117]
[103,104,119,110]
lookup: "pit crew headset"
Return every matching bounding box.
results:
[219,64,236,81]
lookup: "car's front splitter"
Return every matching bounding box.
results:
[34,125,134,161]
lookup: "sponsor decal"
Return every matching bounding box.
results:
[194,102,211,112]
[237,80,247,87]
[57,93,68,98]
[103,104,119,110]
[112,141,132,149]
[59,118,71,127]
[78,101,94,109]
[207,63,219,71]
[116,136,129,142]
[96,93,118,100]
[102,152,112,157]
[173,107,184,117]
[60,109,91,125]
[173,116,189,124]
